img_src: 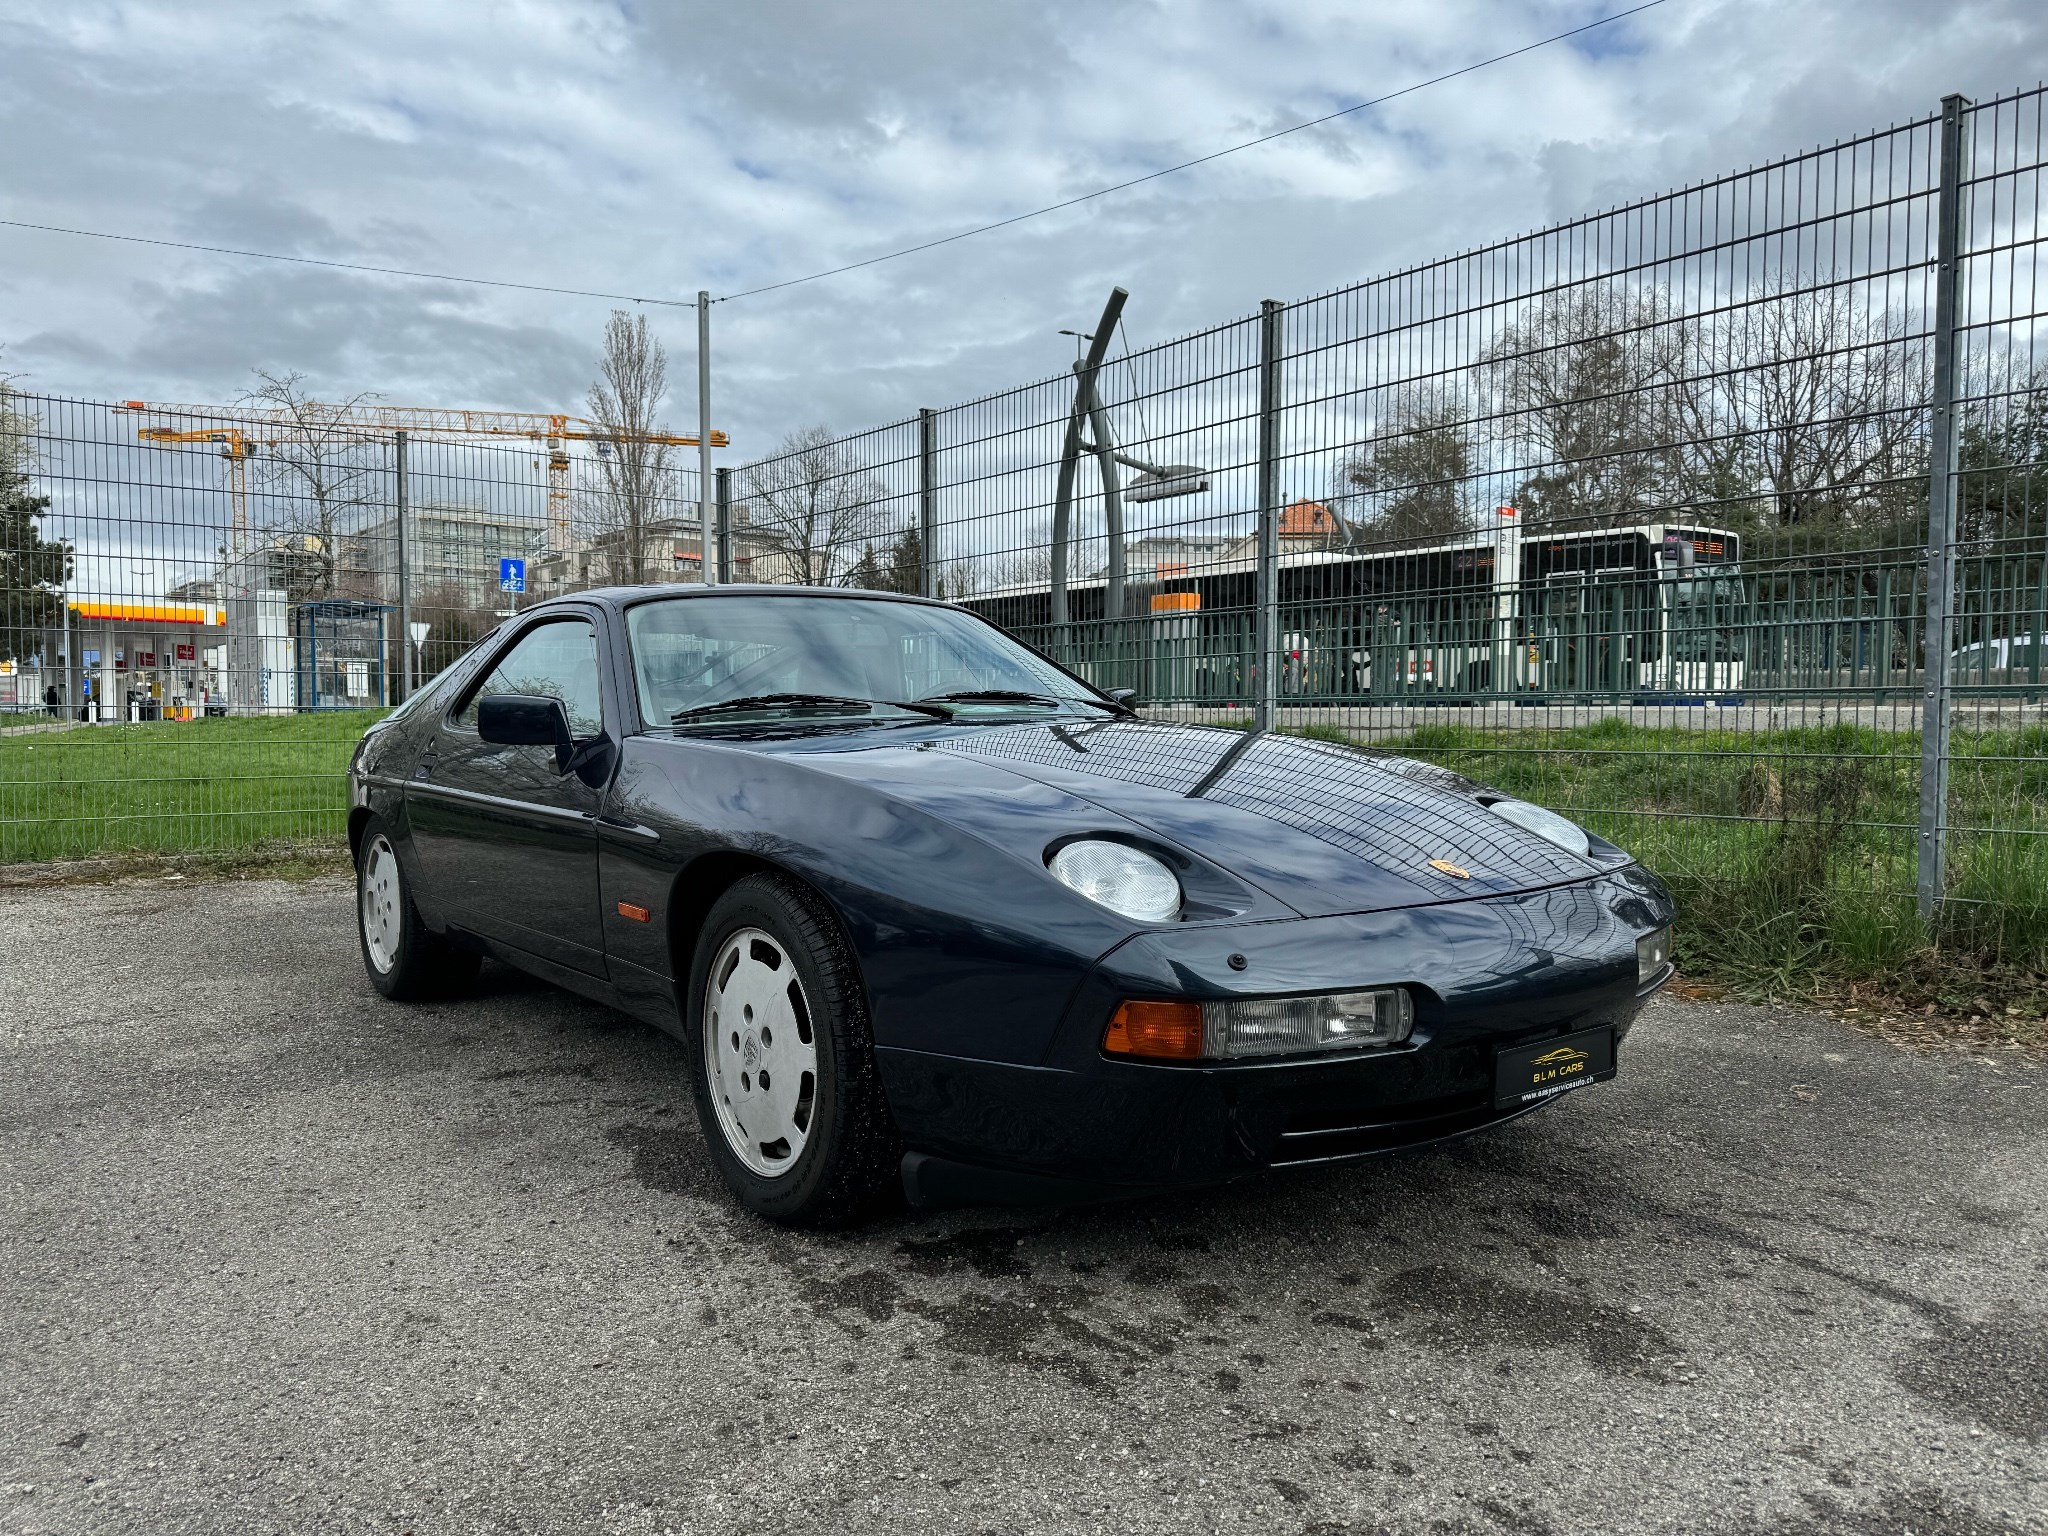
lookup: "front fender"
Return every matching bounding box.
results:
[597,736,1158,1066]
[349,718,449,931]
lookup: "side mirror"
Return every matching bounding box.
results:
[1106,687,1140,711]
[477,693,573,767]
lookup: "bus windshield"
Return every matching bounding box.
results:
[1669,570,1744,662]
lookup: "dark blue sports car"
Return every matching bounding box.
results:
[348,586,1675,1224]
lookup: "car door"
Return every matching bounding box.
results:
[407,610,613,977]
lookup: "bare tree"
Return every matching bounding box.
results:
[1957,360,2048,549]
[1479,284,1691,532]
[984,544,1057,591]
[584,310,678,584]
[1,377,70,665]
[0,367,29,474]
[934,558,982,600]
[410,579,503,682]
[1674,275,1924,537]
[739,425,898,586]
[1335,386,1477,548]
[237,370,384,602]
[958,528,1105,597]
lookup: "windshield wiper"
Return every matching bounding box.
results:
[671,692,953,724]
[1062,694,1137,717]
[917,690,1065,709]
[918,688,1138,718]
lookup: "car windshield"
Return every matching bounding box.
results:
[626,595,1111,727]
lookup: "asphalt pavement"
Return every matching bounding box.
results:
[1,875,2042,1536]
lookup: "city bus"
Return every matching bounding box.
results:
[965,518,1746,704]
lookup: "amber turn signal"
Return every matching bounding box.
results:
[1103,999,1204,1060]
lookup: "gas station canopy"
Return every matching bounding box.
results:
[68,600,225,627]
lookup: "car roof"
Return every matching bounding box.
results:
[525,584,961,616]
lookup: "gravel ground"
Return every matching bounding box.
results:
[2,875,2043,1536]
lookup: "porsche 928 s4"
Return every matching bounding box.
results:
[348,587,1675,1224]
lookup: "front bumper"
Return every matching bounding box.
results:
[877,866,1674,1201]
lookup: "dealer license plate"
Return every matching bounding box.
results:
[1493,1026,1616,1110]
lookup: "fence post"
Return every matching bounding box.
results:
[395,428,411,702]
[1253,298,1283,732]
[61,595,73,721]
[698,289,717,586]
[715,466,732,584]
[918,408,937,598]
[1917,93,1972,926]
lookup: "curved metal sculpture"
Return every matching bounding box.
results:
[1050,287,1129,639]
[1050,288,1213,656]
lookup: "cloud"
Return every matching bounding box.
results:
[639,0,1097,129]
[1,0,2041,466]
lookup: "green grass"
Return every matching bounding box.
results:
[0,711,383,863]
[1301,718,2048,1006]
[3,707,2042,1008]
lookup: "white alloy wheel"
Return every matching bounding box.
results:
[360,833,403,975]
[703,926,820,1177]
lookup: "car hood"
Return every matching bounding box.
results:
[756,718,1616,919]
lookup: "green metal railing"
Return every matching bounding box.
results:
[1025,541,2046,710]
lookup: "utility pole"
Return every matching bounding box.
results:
[698,291,716,586]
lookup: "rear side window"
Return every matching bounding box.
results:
[452,618,604,736]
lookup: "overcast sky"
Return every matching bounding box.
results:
[2,0,2041,456]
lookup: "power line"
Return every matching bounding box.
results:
[1115,314,1154,451]
[715,0,1679,302]
[0,0,1676,311]
[0,218,697,307]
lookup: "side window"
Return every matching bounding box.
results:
[388,631,496,723]
[452,619,604,736]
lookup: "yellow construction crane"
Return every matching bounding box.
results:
[120,400,728,552]
[131,425,259,553]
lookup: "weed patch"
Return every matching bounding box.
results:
[1296,720,2048,1012]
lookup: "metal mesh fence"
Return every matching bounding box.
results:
[1,85,2042,975]
[731,86,2047,966]
[0,397,701,859]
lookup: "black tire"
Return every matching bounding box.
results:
[354,816,481,1001]
[685,873,900,1226]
